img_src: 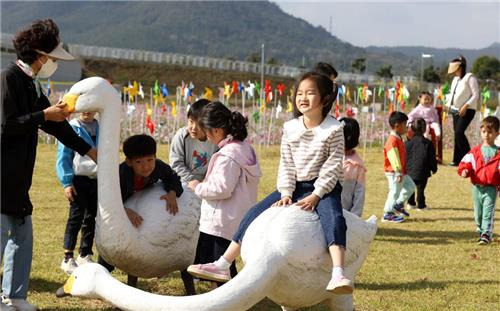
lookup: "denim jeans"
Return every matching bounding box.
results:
[63,176,97,256]
[232,180,346,247]
[383,174,416,214]
[1,214,33,299]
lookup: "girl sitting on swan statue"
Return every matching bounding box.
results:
[57,76,377,311]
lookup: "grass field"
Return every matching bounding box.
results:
[16,144,500,310]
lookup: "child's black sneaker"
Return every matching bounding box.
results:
[478,234,490,245]
[393,202,410,217]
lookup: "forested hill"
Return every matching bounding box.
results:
[2,1,496,75]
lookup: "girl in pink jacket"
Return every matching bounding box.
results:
[408,91,441,138]
[339,118,366,217]
[187,101,261,285]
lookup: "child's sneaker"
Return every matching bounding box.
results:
[382,213,405,223]
[0,297,16,311]
[60,257,78,275]
[406,203,416,210]
[76,254,94,266]
[326,274,354,294]
[393,202,410,217]
[478,234,490,245]
[187,263,231,283]
[2,297,37,311]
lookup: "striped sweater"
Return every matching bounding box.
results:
[277,115,344,199]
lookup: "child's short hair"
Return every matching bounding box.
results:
[411,118,427,136]
[481,116,500,132]
[123,134,156,159]
[339,117,360,151]
[187,99,210,121]
[389,111,408,128]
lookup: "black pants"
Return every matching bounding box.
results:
[407,178,428,208]
[63,176,97,256]
[452,109,475,164]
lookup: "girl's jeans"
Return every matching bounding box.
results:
[232,180,346,248]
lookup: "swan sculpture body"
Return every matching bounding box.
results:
[64,77,201,278]
[61,205,377,310]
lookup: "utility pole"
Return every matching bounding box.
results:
[421,53,434,85]
[329,16,333,35]
[260,44,265,106]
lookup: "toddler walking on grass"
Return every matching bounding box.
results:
[382,111,416,223]
[458,116,499,245]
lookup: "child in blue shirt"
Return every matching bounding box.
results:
[56,112,99,275]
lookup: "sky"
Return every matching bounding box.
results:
[274,0,500,49]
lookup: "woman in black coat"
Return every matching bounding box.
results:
[1,19,96,310]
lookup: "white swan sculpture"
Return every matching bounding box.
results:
[59,77,378,310]
[60,207,376,310]
[62,77,201,278]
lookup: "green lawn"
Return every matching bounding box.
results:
[18,144,500,310]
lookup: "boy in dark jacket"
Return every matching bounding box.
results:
[405,118,438,210]
[98,134,183,286]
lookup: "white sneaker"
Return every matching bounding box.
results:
[406,203,416,210]
[76,254,94,265]
[2,297,36,311]
[1,300,16,311]
[60,257,78,275]
[9,299,37,311]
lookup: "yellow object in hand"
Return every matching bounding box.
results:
[62,93,79,113]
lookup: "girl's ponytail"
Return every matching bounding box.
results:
[228,111,248,141]
[199,101,248,141]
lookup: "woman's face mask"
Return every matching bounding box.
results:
[37,57,58,78]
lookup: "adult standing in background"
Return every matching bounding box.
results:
[446,55,479,166]
[1,19,97,311]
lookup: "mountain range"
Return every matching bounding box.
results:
[1,1,497,75]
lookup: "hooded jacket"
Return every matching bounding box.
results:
[195,137,262,240]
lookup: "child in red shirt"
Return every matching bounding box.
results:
[383,112,416,223]
[458,116,500,245]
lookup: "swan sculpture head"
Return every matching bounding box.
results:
[59,263,106,298]
[63,77,120,113]
[60,77,201,278]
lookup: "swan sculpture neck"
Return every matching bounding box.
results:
[69,77,135,252]
[67,259,279,311]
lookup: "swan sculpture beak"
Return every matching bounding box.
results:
[55,274,75,298]
[62,93,80,113]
